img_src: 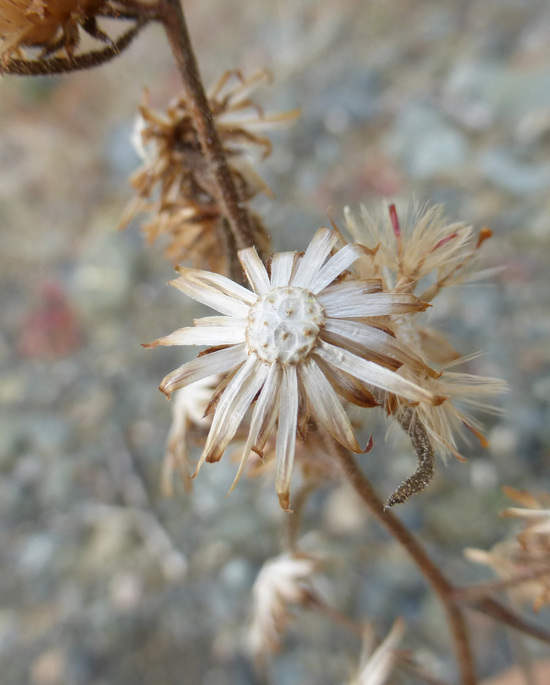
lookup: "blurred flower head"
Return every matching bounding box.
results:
[246,551,324,666]
[466,487,550,611]
[122,70,299,272]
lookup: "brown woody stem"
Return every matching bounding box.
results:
[325,435,477,685]
[157,0,256,251]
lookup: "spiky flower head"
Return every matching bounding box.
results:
[346,202,505,465]
[122,70,299,272]
[146,227,445,510]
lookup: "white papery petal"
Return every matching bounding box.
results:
[309,244,364,294]
[314,341,442,405]
[298,360,360,452]
[322,292,426,318]
[239,247,271,294]
[150,326,245,347]
[317,278,383,307]
[170,276,250,317]
[291,227,338,288]
[322,319,435,376]
[177,266,257,304]
[270,252,296,287]
[229,363,281,491]
[160,344,247,397]
[196,357,269,471]
[275,365,299,510]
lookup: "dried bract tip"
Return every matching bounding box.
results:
[348,618,405,685]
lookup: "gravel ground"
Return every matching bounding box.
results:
[1,1,550,683]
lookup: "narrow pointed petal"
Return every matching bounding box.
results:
[170,276,250,317]
[239,247,271,294]
[229,363,281,492]
[159,344,247,398]
[317,278,383,306]
[315,356,379,408]
[322,292,428,318]
[253,364,282,455]
[314,341,445,405]
[309,244,364,294]
[298,360,360,452]
[270,252,297,287]
[275,366,299,511]
[291,227,338,288]
[175,266,257,305]
[145,325,245,348]
[322,319,438,378]
[194,357,269,474]
[193,316,247,328]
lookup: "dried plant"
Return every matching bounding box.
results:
[3,2,537,684]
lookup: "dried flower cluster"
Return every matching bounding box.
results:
[346,202,505,465]
[122,70,299,272]
[466,487,550,611]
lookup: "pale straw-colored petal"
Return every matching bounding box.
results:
[195,357,269,471]
[145,325,245,347]
[193,316,247,328]
[315,357,379,408]
[321,319,438,378]
[159,344,247,397]
[229,363,281,492]
[270,252,297,287]
[176,265,257,303]
[275,365,299,510]
[254,364,282,456]
[309,244,364,294]
[290,227,338,288]
[170,276,250,317]
[298,359,361,452]
[321,292,428,318]
[239,246,271,294]
[314,340,445,405]
[317,278,383,307]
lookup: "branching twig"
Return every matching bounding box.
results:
[322,431,477,685]
[0,19,155,76]
[467,598,550,647]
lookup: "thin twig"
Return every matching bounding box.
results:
[157,0,256,251]
[324,433,477,685]
[455,566,550,602]
[466,598,550,647]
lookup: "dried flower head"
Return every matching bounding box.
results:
[346,202,505,465]
[466,487,550,611]
[122,70,299,272]
[145,227,444,510]
[246,551,324,665]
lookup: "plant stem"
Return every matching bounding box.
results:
[157,0,256,251]
[326,435,477,685]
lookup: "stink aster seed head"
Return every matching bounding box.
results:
[245,286,325,364]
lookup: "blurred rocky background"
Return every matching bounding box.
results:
[0,0,549,683]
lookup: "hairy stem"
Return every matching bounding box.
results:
[157,0,256,252]
[326,435,477,685]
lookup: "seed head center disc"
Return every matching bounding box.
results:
[246,286,325,364]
